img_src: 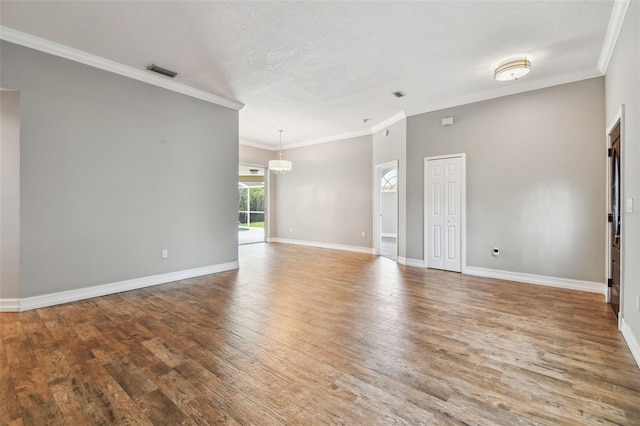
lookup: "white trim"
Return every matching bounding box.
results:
[0,26,244,111]
[621,318,640,369]
[0,299,20,312]
[464,266,605,294]
[374,160,399,260]
[381,233,397,238]
[597,0,632,74]
[269,237,374,255]
[3,262,238,312]
[241,129,373,151]
[398,257,425,268]
[240,111,408,151]
[239,139,276,151]
[409,69,602,119]
[282,129,373,150]
[424,154,466,273]
[371,111,407,134]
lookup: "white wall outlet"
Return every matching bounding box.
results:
[161,249,168,259]
[626,198,634,213]
[289,227,293,233]
[492,247,500,256]
[361,231,366,238]
[636,294,639,312]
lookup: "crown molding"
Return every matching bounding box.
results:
[239,139,276,151]
[408,68,603,118]
[245,67,600,151]
[241,127,374,151]
[370,111,407,134]
[0,26,244,111]
[597,0,631,74]
[282,128,372,150]
[254,112,409,151]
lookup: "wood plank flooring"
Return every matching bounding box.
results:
[2,243,640,425]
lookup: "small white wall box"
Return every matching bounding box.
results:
[441,117,454,126]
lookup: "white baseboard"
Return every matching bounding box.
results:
[0,298,20,312]
[269,238,375,255]
[464,266,605,294]
[0,261,239,312]
[398,257,425,268]
[621,317,640,369]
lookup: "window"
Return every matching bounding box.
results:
[381,167,397,192]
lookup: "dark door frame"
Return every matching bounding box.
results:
[606,105,625,325]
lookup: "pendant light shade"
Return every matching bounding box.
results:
[494,58,531,81]
[269,130,292,174]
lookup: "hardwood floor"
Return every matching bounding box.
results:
[2,243,640,425]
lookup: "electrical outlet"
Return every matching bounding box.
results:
[492,247,500,256]
[361,231,366,238]
[289,227,293,233]
[636,294,639,312]
[161,249,168,259]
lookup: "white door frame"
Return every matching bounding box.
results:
[605,105,625,320]
[239,163,268,243]
[424,154,466,271]
[374,160,399,259]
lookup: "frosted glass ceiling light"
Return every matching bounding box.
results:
[494,58,531,81]
[269,130,292,174]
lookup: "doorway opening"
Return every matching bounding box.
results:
[374,161,398,260]
[606,107,623,318]
[239,165,266,245]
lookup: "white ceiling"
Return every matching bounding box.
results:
[0,1,614,148]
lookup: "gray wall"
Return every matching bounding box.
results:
[373,118,407,257]
[605,2,640,346]
[407,78,605,282]
[0,91,20,298]
[273,135,373,248]
[1,41,239,298]
[240,144,276,166]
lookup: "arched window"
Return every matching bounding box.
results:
[381,167,397,192]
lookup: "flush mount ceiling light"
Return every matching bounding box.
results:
[269,130,292,174]
[494,58,531,81]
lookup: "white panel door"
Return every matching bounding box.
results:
[426,157,462,272]
[427,160,445,269]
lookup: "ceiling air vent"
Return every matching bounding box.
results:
[147,64,178,78]
[392,91,405,98]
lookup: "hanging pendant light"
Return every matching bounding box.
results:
[269,129,292,174]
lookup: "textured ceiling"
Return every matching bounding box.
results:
[0,1,613,148]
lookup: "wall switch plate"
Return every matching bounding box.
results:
[626,198,634,213]
[161,249,168,259]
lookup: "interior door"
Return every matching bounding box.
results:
[609,122,621,317]
[426,157,462,271]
